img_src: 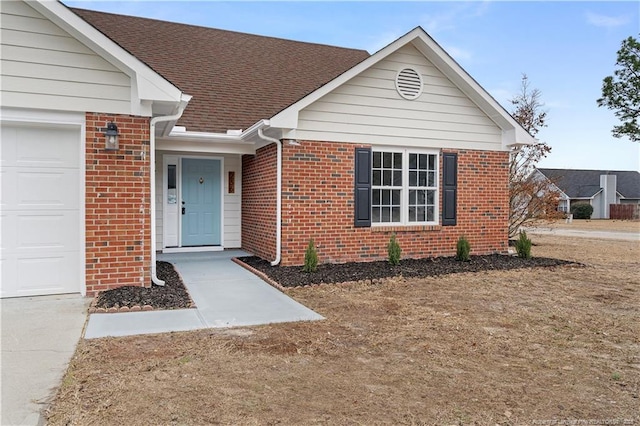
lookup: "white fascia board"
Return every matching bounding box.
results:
[30,1,184,114]
[159,130,255,155]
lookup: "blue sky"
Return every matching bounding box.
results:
[64,1,640,171]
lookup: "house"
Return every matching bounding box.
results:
[0,0,535,298]
[535,168,640,219]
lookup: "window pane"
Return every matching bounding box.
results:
[372,207,380,223]
[383,152,392,168]
[408,206,416,221]
[392,207,401,222]
[392,190,401,205]
[417,206,425,222]
[394,153,402,168]
[168,165,176,189]
[373,152,381,168]
[419,154,427,169]
[428,171,435,187]
[419,171,427,186]
[409,153,417,169]
[373,189,381,205]
[373,170,381,186]
[382,207,390,222]
[428,155,435,170]
[393,170,402,186]
[427,190,434,205]
[383,170,391,185]
[427,206,435,222]
[409,189,416,204]
[382,189,390,205]
[417,190,425,204]
[409,171,417,186]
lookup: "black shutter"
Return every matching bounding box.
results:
[442,153,457,226]
[354,147,372,227]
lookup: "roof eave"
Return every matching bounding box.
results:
[31,0,186,116]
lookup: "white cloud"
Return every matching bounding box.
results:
[585,11,630,28]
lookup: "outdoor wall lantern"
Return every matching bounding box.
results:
[104,122,120,151]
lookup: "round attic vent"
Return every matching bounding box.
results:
[395,68,423,100]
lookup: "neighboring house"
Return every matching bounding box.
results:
[535,168,640,219]
[0,1,535,298]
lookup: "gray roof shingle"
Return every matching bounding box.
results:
[71,7,370,133]
[537,168,640,199]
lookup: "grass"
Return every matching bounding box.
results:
[46,230,640,425]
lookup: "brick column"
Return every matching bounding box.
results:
[85,113,151,296]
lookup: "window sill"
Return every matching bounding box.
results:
[371,224,442,233]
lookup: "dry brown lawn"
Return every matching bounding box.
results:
[532,218,640,233]
[47,233,640,425]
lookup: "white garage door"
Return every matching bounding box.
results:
[1,124,82,297]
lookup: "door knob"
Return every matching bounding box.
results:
[182,207,186,215]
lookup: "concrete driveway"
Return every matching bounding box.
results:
[1,294,89,425]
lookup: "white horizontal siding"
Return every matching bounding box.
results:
[155,153,242,250]
[0,1,132,114]
[297,44,503,151]
[223,155,242,248]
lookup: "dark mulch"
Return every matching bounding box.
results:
[95,261,193,310]
[239,254,581,288]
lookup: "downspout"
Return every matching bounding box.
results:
[149,100,188,285]
[257,128,282,266]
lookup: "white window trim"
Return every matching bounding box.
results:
[372,147,440,226]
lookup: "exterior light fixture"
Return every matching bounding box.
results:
[104,122,119,151]
[287,139,301,146]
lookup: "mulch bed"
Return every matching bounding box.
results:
[93,261,194,311]
[238,254,581,288]
[94,255,581,311]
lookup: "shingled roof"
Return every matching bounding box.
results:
[71,8,370,133]
[537,168,640,200]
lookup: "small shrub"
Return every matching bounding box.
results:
[570,203,594,219]
[387,233,402,266]
[303,238,318,273]
[456,235,471,261]
[515,230,532,259]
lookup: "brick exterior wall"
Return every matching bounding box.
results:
[276,140,509,266]
[85,113,151,296]
[241,144,278,261]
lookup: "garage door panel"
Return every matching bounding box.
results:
[1,253,79,297]
[17,211,80,250]
[2,167,79,210]
[1,125,80,168]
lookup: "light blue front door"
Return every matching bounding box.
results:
[181,158,221,246]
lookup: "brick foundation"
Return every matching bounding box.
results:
[85,113,151,296]
[274,140,509,266]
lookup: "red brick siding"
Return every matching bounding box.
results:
[241,144,278,260]
[85,113,151,296]
[279,141,509,266]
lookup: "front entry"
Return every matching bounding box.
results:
[181,158,221,246]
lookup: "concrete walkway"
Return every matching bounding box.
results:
[84,250,323,339]
[1,294,90,426]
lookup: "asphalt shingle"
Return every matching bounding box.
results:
[72,7,370,134]
[538,168,640,199]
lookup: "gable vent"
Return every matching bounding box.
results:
[395,68,423,100]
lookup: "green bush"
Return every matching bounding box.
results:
[570,203,594,219]
[303,238,318,273]
[456,235,471,261]
[387,233,402,266]
[515,230,532,259]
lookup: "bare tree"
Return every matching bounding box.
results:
[509,74,562,238]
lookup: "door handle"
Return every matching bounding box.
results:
[182,207,186,215]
